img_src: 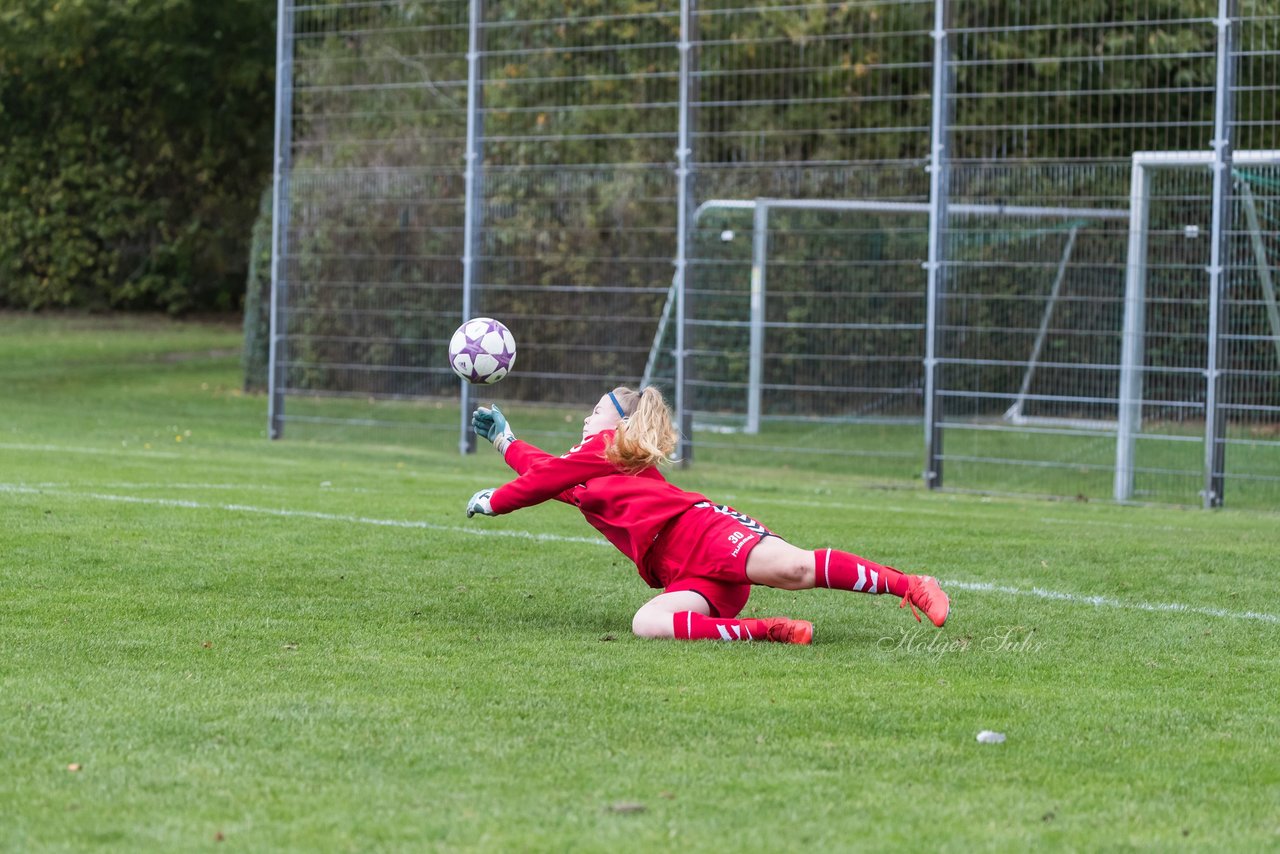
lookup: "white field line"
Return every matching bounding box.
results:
[99,482,288,491]
[96,482,378,493]
[3,441,1260,534]
[0,442,182,459]
[1033,516,1219,533]
[0,441,502,483]
[722,492,1219,534]
[4,481,374,494]
[3,482,1276,625]
[941,580,1280,625]
[0,484,605,547]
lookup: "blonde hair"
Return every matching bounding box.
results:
[603,386,679,474]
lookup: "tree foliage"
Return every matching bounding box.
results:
[0,0,275,312]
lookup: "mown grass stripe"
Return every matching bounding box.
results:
[6,482,1275,625]
[0,483,607,547]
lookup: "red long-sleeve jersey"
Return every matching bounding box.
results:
[488,431,708,586]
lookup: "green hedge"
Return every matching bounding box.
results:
[0,0,275,312]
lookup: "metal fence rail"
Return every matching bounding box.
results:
[269,0,1280,509]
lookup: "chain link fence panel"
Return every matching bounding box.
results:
[268,0,1280,508]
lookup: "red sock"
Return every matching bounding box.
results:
[814,548,910,596]
[673,611,769,641]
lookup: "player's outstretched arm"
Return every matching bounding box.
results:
[472,405,516,454]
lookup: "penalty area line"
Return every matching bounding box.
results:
[0,441,183,459]
[4,483,1276,625]
[941,579,1280,625]
[0,483,608,548]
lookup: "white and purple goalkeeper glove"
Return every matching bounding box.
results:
[466,488,496,518]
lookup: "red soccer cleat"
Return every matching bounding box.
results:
[762,617,814,645]
[901,575,950,627]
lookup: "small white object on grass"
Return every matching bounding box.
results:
[976,730,1006,744]
[720,229,735,242]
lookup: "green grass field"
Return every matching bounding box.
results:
[2,313,1278,851]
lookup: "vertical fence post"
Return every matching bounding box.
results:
[746,201,769,435]
[923,0,952,488]
[674,0,696,464]
[267,0,294,441]
[459,0,485,455]
[1203,0,1238,507]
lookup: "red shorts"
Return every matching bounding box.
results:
[644,502,773,618]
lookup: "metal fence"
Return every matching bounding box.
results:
[269,0,1280,509]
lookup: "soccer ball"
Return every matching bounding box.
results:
[448,317,517,384]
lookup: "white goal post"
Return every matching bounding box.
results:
[645,158,1276,502]
[1115,150,1280,501]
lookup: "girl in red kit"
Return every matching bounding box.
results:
[466,386,949,644]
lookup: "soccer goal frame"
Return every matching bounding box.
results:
[1114,149,1280,503]
[649,165,1277,505]
[644,197,1129,434]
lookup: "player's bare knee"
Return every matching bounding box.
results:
[773,558,813,590]
[631,609,668,639]
[795,558,816,589]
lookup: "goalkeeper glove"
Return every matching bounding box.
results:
[466,488,496,518]
[472,405,516,453]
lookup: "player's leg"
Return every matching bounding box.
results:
[744,536,905,592]
[743,536,816,589]
[746,537,950,627]
[811,545,950,626]
[639,506,811,643]
[632,587,812,645]
[631,590,710,639]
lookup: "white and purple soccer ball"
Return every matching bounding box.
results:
[448,317,517,385]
